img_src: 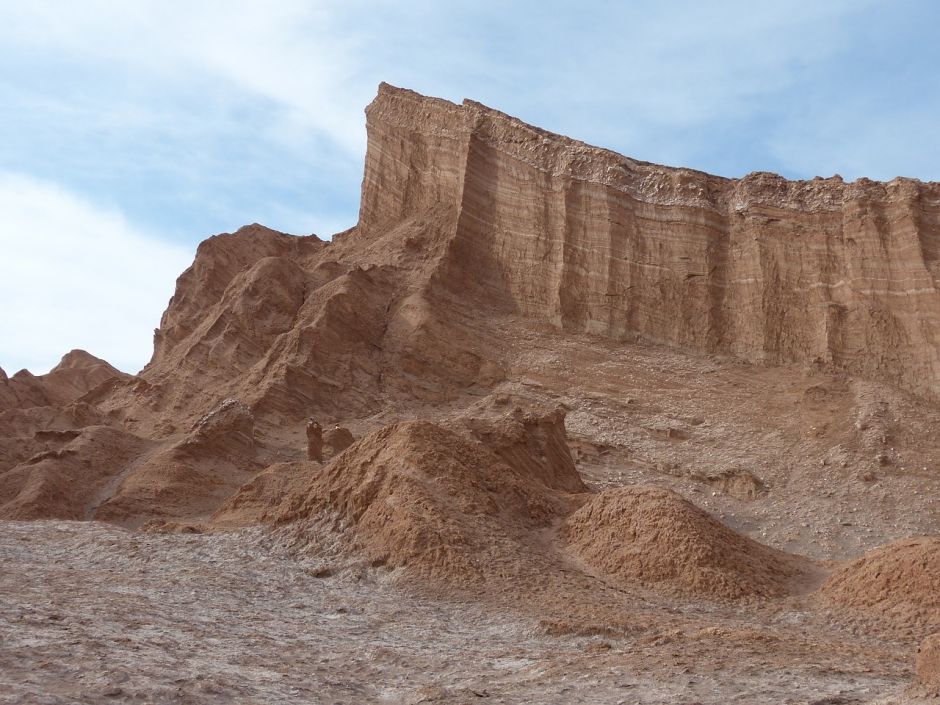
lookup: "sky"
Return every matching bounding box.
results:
[2,0,940,375]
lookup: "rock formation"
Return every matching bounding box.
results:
[322,425,354,457]
[4,83,940,701]
[3,82,940,555]
[363,83,940,400]
[305,420,323,462]
[43,82,936,444]
[0,350,127,413]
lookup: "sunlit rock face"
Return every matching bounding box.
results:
[363,83,940,399]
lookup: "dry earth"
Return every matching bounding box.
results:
[0,521,920,705]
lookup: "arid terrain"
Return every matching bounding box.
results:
[2,84,940,704]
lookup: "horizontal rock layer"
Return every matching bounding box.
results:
[362,83,940,398]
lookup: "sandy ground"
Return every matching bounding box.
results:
[0,520,922,705]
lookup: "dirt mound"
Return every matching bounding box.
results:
[0,425,152,520]
[820,537,940,632]
[564,486,808,600]
[458,406,586,494]
[917,633,940,693]
[211,461,313,528]
[94,399,262,527]
[266,411,583,584]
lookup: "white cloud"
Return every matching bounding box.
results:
[0,0,372,154]
[0,172,193,375]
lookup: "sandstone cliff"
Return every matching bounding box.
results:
[363,83,940,399]
[84,83,940,437]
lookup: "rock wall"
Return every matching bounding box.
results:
[361,83,940,398]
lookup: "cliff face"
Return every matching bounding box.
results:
[7,82,940,524]
[362,83,940,398]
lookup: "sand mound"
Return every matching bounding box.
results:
[0,426,152,520]
[94,399,262,527]
[458,407,586,494]
[917,633,940,693]
[267,411,583,584]
[820,537,940,632]
[211,461,314,528]
[564,486,807,600]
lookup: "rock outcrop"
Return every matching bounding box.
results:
[362,83,940,400]
[74,82,940,440]
[322,426,355,457]
[0,350,128,413]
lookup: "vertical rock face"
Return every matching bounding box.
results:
[361,83,940,398]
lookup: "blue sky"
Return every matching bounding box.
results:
[2,0,940,374]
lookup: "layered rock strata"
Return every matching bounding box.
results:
[362,83,940,398]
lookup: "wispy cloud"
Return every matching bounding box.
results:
[0,172,192,375]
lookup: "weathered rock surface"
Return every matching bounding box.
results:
[363,83,940,400]
[0,350,128,413]
[94,399,260,528]
[0,425,151,520]
[322,425,355,457]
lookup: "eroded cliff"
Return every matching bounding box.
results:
[363,83,940,399]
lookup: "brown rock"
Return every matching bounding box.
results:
[306,420,323,461]
[323,425,354,457]
[362,83,940,401]
[0,350,129,413]
[691,468,767,500]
